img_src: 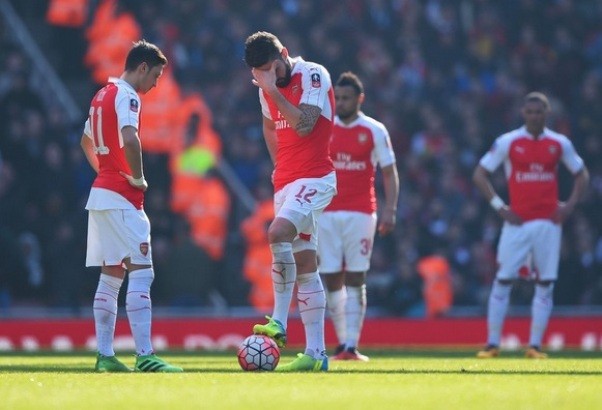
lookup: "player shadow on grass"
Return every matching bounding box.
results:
[0,366,600,375]
[0,365,94,373]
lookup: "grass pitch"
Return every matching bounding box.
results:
[0,350,600,410]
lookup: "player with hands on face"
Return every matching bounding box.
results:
[244,31,337,372]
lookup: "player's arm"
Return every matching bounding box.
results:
[262,115,277,164]
[119,125,147,191]
[554,166,589,223]
[252,62,321,136]
[263,88,320,136]
[378,164,399,235]
[473,165,522,225]
[80,133,99,173]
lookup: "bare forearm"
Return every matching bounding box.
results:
[80,135,99,173]
[124,138,144,178]
[265,89,320,136]
[567,168,589,206]
[473,166,498,200]
[266,89,301,129]
[382,165,399,211]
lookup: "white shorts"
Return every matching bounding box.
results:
[274,172,337,253]
[496,219,561,281]
[86,209,153,267]
[318,211,377,273]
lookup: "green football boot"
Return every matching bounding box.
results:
[252,315,287,348]
[275,353,328,372]
[135,354,183,373]
[95,354,132,373]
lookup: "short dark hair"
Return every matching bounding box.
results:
[124,40,168,72]
[244,31,283,68]
[336,71,364,95]
[524,91,550,110]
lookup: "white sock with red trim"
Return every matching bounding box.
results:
[297,271,326,358]
[487,281,512,346]
[93,274,122,357]
[529,283,554,347]
[326,287,347,346]
[344,284,366,349]
[126,268,154,355]
[270,242,296,328]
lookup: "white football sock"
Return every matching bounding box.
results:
[344,284,366,349]
[487,281,512,346]
[93,273,122,357]
[325,287,347,346]
[529,283,554,347]
[270,242,296,328]
[126,268,154,355]
[297,271,326,358]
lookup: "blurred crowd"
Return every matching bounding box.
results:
[1,0,602,316]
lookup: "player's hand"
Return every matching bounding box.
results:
[251,61,278,93]
[498,206,522,225]
[119,171,148,192]
[378,208,397,236]
[552,201,574,224]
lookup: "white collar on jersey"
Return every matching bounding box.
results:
[108,77,137,93]
[335,112,365,127]
[519,125,552,139]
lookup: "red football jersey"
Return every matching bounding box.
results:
[479,126,584,220]
[84,79,143,209]
[326,113,396,213]
[259,58,335,191]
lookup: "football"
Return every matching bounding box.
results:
[237,335,280,371]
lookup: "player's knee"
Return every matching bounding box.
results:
[268,219,297,244]
[496,279,513,286]
[534,281,555,300]
[128,267,154,287]
[345,272,366,287]
[294,250,317,274]
[321,272,344,291]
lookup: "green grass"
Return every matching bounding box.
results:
[1,350,601,409]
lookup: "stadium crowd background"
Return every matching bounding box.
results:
[0,0,601,316]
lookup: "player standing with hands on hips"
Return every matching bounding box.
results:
[244,31,337,372]
[318,72,399,361]
[473,92,588,359]
[81,40,182,372]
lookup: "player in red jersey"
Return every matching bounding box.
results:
[244,31,336,372]
[318,72,399,362]
[473,92,589,359]
[81,40,182,372]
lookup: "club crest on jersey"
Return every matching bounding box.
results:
[358,133,368,144]
[140,242,149,256]
[130,98,139,113]
[548,145,557,154]
[311,73,321,88]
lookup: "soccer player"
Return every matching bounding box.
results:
[81,40,182,372]
[244,31,336,372]
[318,72,399,361]
[473,92,589,359]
